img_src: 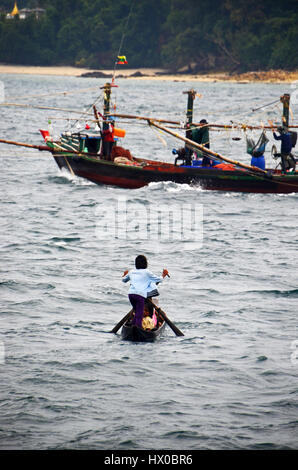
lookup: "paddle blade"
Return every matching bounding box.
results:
[110,309,133,334]
[148,299,184,337]
[160,310,184,337]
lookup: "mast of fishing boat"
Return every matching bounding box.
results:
[100,82,114,160]
[183,89,196,133]
[280,93,290,127]
[182,89,197,161]
[102,82,112,124]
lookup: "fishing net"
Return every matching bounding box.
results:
[111,145,134,161]
[246,130,269,157]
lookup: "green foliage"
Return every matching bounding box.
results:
[0,0,297,71]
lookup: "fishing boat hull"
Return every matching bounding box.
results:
[53,152,298,194]
[121,320,166,342]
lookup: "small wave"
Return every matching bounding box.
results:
[260,370,278,376]
[271,400,298,409]
[75,320,105,328]
[247,442,292,450]
[49,236,81,243]
[256,355,268,362]
[248,288,298,298]
[272,192,298,199]
[68,361,100,371]
[49,170,95,186]
[145,181,205,193]
[9,298,43,308]
[163,430,199,439]
[0,280,54,292]
[0,280,20,289]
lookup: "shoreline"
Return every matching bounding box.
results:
[0,64,298,83]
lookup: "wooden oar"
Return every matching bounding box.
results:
[148,299,184,337]
[110,308,134,334]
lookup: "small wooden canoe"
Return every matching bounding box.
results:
[121,318,166,342]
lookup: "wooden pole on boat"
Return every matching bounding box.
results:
[102,82,111,123]
[110,309,134,334]
[0,102,93,116]
[148,120,269,175]
[280,93,290,127]
[148,299,184,337]
[0,138,50,152]
[0,138,100,158]
[183,89,196,161]
[93,105,102,130]
[108,112,181,125]
[184,89,196,129]
[107,112,298,130]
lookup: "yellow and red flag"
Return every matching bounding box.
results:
[117,55,128,64]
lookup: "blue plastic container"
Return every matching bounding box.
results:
[251,155,265,170]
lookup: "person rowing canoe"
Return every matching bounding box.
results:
[122,255,169,329]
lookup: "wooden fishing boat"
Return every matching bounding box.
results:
[110,300,184,339]
[51,147,298,193]
[121,317,166,342]
[1,82,298,193]
[44,86,298,194]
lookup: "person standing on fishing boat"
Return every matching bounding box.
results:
[122,255,169,328]
[191,119,211,166]
[102,121,115,160]
[272,126,295,173]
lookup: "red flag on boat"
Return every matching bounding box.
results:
[39,129,50,141]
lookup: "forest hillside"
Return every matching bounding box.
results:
[0,0,297,72]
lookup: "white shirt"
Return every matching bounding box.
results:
[122,268,162,298]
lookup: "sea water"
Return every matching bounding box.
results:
[0,74,297,450]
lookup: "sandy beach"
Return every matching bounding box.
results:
[0,64,298,83]
[0,65,100,77]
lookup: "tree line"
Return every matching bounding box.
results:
[0,0,297,72]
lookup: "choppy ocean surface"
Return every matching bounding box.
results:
[0,74,297,450]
